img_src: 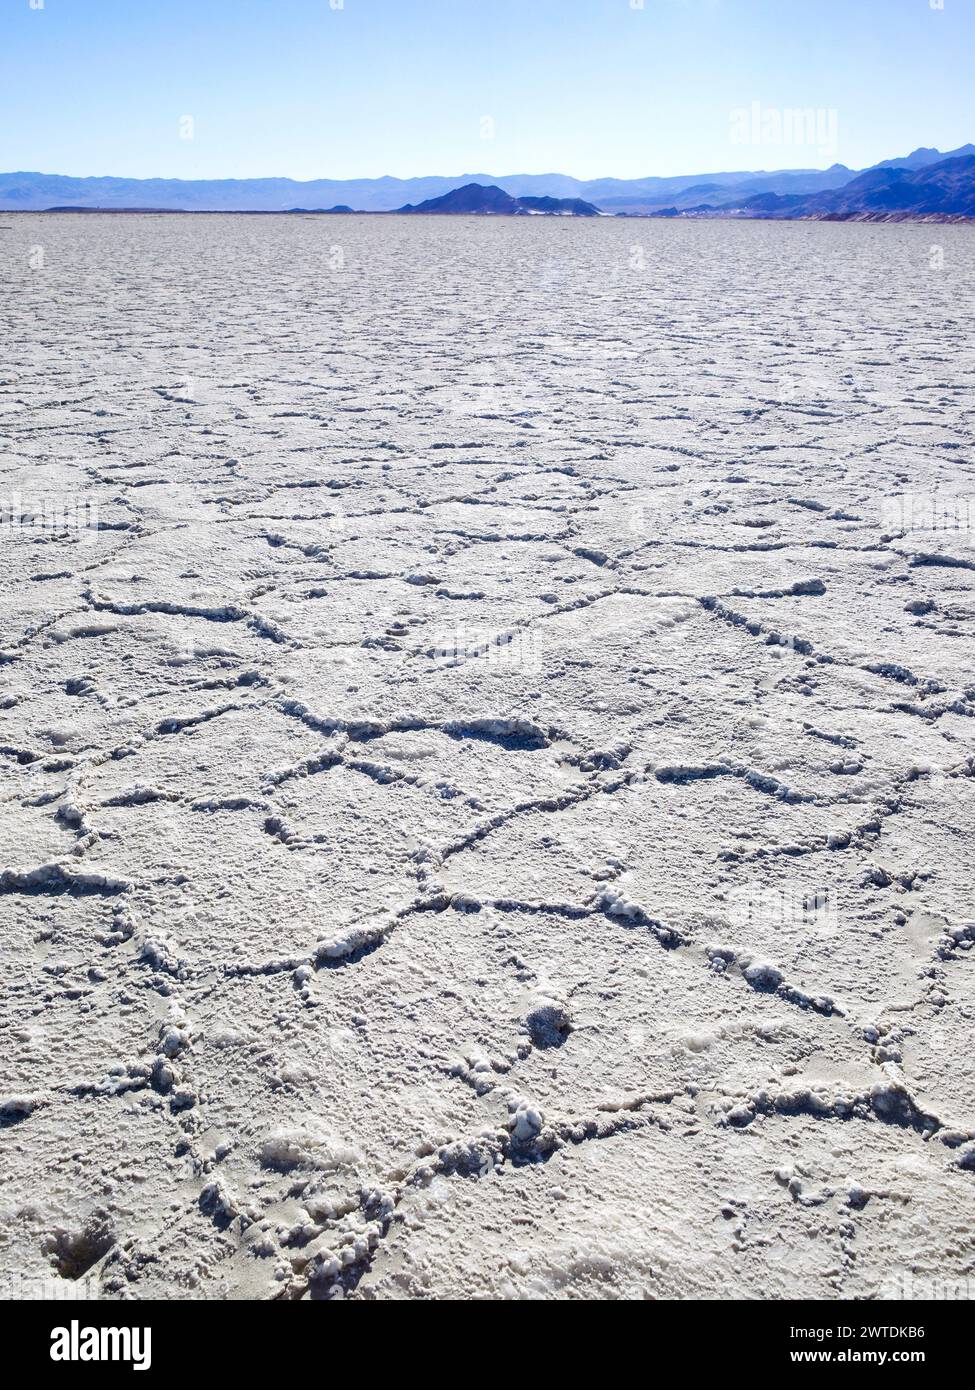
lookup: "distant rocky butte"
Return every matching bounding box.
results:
[395,183,601,216]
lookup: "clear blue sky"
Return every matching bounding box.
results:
[1,0,971,180]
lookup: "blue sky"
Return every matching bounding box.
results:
[1,0,971,180]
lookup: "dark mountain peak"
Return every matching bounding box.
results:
[924,152,975,176]
[869,143,975,172]
[396,183,599,216]
[723,151,975,221]
[400,183,522,214]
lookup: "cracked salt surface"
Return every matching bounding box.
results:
[1,214,974,1301]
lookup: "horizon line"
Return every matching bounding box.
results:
[0,160,869,184]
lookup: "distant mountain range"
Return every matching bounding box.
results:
[1,145,973,219]
[707,153,975,221]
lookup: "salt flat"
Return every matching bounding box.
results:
[1,213,974,1301]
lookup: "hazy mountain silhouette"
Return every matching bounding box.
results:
[2,144,972,217]
[713,153,975,220]
[396,184,600,215]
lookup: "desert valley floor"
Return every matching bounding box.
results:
[1,214,974,1300]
